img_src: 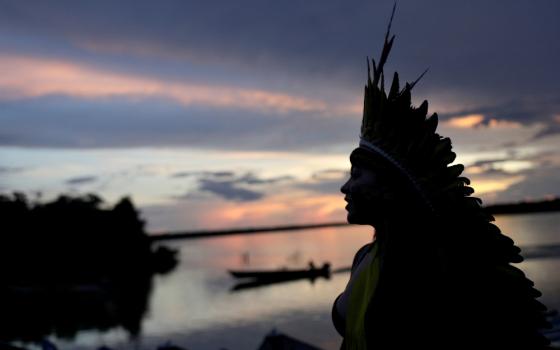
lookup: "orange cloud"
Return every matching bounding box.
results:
[471,175,525,195]
[0,54,327,113]
[443,114,523,129]
[486,119,522,128]
[444,114,485,128]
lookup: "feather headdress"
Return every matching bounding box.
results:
[355,7,552,347]
[358,5,471,213]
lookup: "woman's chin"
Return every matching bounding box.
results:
[346,212,369,225]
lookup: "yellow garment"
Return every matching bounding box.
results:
[345,241,381,350]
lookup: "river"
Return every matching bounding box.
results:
[48,212,560,349]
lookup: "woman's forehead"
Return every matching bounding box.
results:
[350,163,386,176]
[350,152,391,172]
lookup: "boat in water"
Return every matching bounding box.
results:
[229,262,331,281]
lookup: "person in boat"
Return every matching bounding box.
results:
[331,12,551,350]
[308,260,316,270]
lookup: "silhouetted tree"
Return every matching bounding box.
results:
[0,192,178,344]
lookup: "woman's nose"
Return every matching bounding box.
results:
[340,179,350,194]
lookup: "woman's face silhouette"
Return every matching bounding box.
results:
[340,162,387,225]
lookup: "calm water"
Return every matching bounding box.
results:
[49,212,560,349]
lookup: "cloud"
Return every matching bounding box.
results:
[0,1,558,152]
[489,165,560,204]
[467,158,510,169]
[311,169,349,180]
[295,168,349,194]
[0,54,329,114]
[0,95,357,150]
[65,175,98,185]
[468,150,560,203]
[171,171,235,179]
[0,166,24,174]
[1,0,558,104]
[470,167,514,177]
[1,0,559,213]
[197,178,263,202]
[443,114,485,128]
[532,123,560,139]
[234,172,293,185]
[170,168,346,203]
[440,96,560,138]
[142,191,346,232]
[173,171,293,202]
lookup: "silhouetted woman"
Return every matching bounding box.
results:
[331,15,551,350]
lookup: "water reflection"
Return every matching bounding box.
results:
[0,193,178,346]
[521,244,560,260]
[2,196,559,350]
[140,215,560,350]
[1,274,153,343]
[231,276,328,292]
[229,262,332,292]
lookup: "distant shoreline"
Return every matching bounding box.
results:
[148,198,560,241]
[148,221,350,241]
[484,198,560,215]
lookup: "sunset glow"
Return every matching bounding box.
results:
[1,1,559,232]
[471,176,526,195]
[0,54,328,113]
[445,114,485,128]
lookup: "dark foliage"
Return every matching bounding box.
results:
[0,192,178,344]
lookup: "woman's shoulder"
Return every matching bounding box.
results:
[351,241,375,273]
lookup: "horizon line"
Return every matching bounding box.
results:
[148,198,560,241]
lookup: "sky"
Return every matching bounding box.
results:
[0,0,559,232]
